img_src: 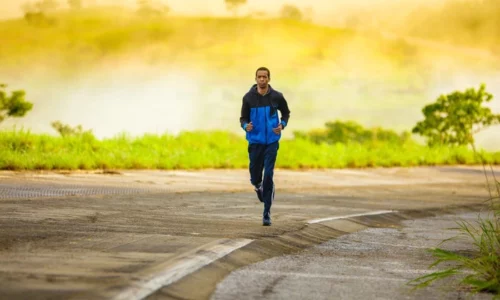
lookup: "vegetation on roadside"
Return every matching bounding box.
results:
[1,84,499,171]
[50,120,92,137]
[408,165,500,297]
[412,84,500,147]
[407,85,500,298]
[293,120,412,146]
[0,84,33,124]
[1,121,499,171]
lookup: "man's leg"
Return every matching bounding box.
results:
[262,142,279,225]
[248,143,265,202]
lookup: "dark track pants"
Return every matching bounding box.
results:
[248,141,279,218]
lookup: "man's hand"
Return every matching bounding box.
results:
[273,123,283,134]
[246,122,253,132]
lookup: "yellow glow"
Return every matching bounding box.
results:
[1,0,499,150]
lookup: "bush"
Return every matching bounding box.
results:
[21,0,58,26]
[224,0,247,15]
[136,0,170,17]
[0,84,33,124]
[50,121,94,138]
[68,0,82,10]
[280,4,303,21]
[293,120,411,146]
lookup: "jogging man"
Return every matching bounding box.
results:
[239,67,291,226]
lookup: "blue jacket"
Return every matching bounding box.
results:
[240,84,291,145]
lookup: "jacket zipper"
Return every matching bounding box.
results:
[264,94,267,144]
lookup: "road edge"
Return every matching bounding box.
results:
[145,203,489,300]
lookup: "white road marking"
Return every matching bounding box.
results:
[307,210,396,224]
[353,240,430,249]
[246,270,408,282]
[111,238,253,300]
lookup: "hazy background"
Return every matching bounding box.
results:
[1,0,499,150]
[1,0,445,21]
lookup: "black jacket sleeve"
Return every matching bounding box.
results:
[240,97,250,130]
[278,94,290,128]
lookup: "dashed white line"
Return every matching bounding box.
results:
[245,270,408,282]
[307,210,396,224]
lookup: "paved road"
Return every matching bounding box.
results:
[211,211,493,300]
[0,166,498,299]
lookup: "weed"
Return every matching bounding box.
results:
[408,148,500,298]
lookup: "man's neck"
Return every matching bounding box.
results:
[258,85,269,95]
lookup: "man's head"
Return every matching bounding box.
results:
[255,67,270,89]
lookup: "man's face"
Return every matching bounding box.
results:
[255,70,270,88]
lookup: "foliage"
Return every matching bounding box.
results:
[280,4,303,21]
[21,0,58,26]
[224,0,247,15]
[23,11,50,26]
[68,0,82,10]
[294,120,411,145]
[408,168,500,297]
[29,0,59,12]
[0,129,499,171]
[0,84,33,124]
[50,121,93,138]
[408,126,500,298]
[412,84,500,147]
[136,0,170,17]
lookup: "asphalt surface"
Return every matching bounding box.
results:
[211,211,494,300]
[0,166,498,300]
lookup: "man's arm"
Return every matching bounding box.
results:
[278,94,290,129]
[240,97,250,131]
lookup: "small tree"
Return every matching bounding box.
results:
[51,121,93,137]
[137,0,170,17]
[412,84,500,147]
[22,0,58,26]
[68,0,82,10]
[0,84,34,124]
[280,4,303,21]
[225,0,247,15]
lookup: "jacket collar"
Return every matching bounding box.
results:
[250,84,273,96]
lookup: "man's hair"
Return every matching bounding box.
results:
[255,67,270,79]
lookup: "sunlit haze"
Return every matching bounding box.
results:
[1,0,499,150]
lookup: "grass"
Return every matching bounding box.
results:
[1,129,500,171]
[408,154,500,297]
[408,198,500,297]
